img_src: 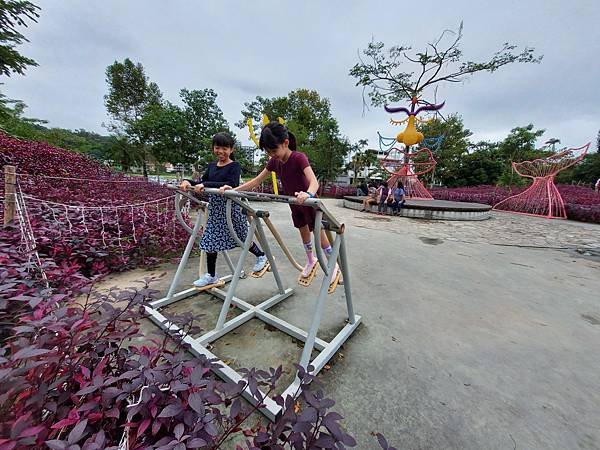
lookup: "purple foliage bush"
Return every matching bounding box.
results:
[0,258,367,449]
[0,132,189,278]
[431,184,600,223]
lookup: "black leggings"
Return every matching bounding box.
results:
[391,199,405,212]
[206,242,264,276]
[378,198,389,213]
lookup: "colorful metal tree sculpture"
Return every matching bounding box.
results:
[378,134,440,199]
[384,97,445,147]
[493,143,590,218]
[377,96,445,199]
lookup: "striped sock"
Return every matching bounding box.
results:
[304,241,316,264]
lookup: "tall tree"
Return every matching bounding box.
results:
[555,152,600,185]
[131,102,185,166]
[417,114,472,187]
[455,145,504,186]
[179,88,230,166]
[495,124,547,185]
[545,137,561,152]
[237,89,352,182]
[0,0,40,77]
[496,124,546,163]
[133,88,233,169]
[346,140,378,183]
[104,58,162,175]
[349,22,542,109]
[0,1,40,118]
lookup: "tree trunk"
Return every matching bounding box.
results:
[121,156,130,173]
[142,146,148,179]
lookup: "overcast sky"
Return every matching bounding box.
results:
[3,0,599,152]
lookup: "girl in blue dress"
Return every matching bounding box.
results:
[180,132,267,287]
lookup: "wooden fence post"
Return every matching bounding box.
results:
[3,165,16,227]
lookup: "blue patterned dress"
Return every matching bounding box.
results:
[189,161,248,252]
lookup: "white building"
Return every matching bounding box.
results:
[342,148,388,183]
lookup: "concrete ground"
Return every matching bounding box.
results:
[98,199,600,449]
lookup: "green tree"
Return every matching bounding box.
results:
[350,22,542,108]
[417,114,472,187]
[235,95,290,132]
[456,144,504,186]
[346,140,378,183]
[0,0,40,77]
[131,102,185,165]
[104,58,163,175]
[495,124,548,186]
[133,88,232,170]
[0,1,40,122]
[237,89,352,182]
[0,100,116,160]
[544,137,561,152]
[496,124,546,162]
[70,129,117,160]
[179,88,231,166]
[555,152,600,185]
[108,136,141,172]
[0,97,45,135]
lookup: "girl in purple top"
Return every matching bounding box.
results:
[220,122,339,286]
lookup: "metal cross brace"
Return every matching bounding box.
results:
[144,190,361,420]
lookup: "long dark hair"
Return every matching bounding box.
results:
[259,121,297,151]
[212,132,236,160]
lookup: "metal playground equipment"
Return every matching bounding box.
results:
[144,187,362,421]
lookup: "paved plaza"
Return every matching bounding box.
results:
[99,199,600,449]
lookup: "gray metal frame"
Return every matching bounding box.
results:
[144,188,361,421]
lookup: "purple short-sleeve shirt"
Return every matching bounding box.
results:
[266,151,317,230]
[266,151,311,196]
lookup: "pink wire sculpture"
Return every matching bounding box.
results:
[380,146,437,200]
[493,143,590,218]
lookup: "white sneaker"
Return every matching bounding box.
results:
[193,273,219,288]
[301,259,318,278]
[253,255,268,272]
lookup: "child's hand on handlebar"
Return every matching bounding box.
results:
[295,191,310,204]
[219,185,233,195]
[179,180,191,192]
